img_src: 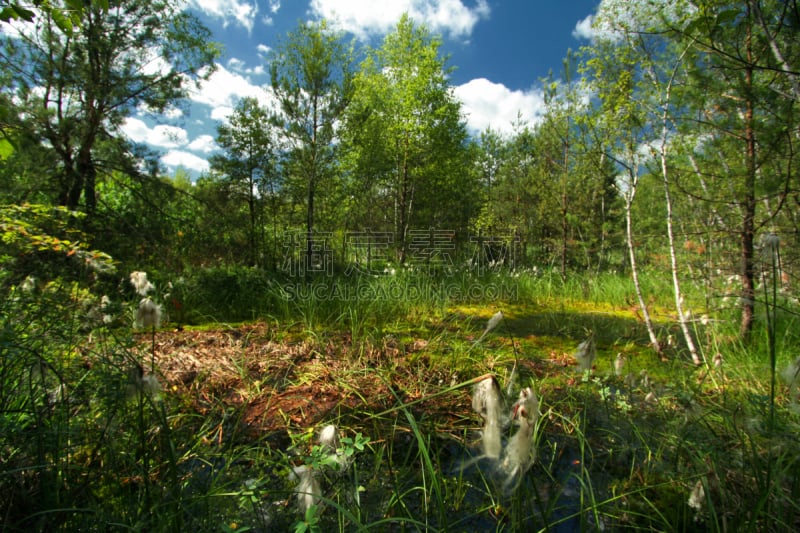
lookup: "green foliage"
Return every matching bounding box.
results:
[178,265,282,324]
[1,203,116,286]
[341,15,477,256]
[270,19,355,262]
[0,0,219,213]
[210,97,281,267]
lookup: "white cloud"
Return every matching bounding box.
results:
[247,65,266,76]
[164,107,184,119]
[453,78,546,135]
[161,150,211,173]
[188,134,218,153]
[228,57,245,71]
[226,57,266,77]
[572,15,596,41]
[211,106,235,120]
[189,63,274,119]
[120,118,189,148]
[257,44,272,55]
[120,117,150,143]
[187,0,258,33]
[262,0,280,24]
[309,0,490,40]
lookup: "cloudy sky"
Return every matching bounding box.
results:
[121,0,602,174]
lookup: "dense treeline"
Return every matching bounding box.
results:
[2,0,799,338]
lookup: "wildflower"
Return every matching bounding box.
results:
[318,424,348,470]
[136,297,162,329]
[511,387,539,426]
[482,418,503,459]
[500,416,535,489]
[99,295,114,324]
[473,377,506,459]
[476,311,504,342]
[473,377,506,426]
[126,365,162,401]
[574,334,596,372]
[291,465,321,515]
[624,373,636,388]
[688,480,705,514]
[130,271,154,296]
[503,361,519,398]
[319,424,339,450]
[141,374,162,401]
[20,276,36,292]
[47,383,68,405]
[614,353,625,376]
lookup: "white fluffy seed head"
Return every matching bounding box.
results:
[129,271,154,296]
[136,297,162,329]
[485,311,503,334]
[472,376,505,426]
[512,387,539,426]
[292,465,321,515]
[318,424,339,450]
[574,336,596,372]
[482,418,503,459]
[614,353,625,376]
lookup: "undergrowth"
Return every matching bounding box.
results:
[2,263,800,531]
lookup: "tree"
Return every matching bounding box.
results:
[0,0,218,215]
[269,19,354,274]
[582,35,664,354]
[210,97,279,267]
[0,0,95,35]
[342,14,474,261]
[675,0,798,337]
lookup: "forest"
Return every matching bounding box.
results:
[2,0,800,531]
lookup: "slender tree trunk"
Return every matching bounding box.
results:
[624,167,662,354]
[740,15,757,338]
[652,44,701,364]
[397,134,411,263]
[306,98,319,276]
[561,126,569,280]
[751,0,800,102]
[660,124,701,364]
[249,166,256,267]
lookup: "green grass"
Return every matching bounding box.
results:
[2,267,800,531]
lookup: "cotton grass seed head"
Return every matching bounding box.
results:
[688,480,705,514]
[291,465,321,515]
[512,387,539,426]
[614,353,625,376]
[472,376,505,425]
[485,311,503,334]
[574,335,596,372]
[130,271,154,296]
[20,276,36,292]
[760,232,780,251]
[136,297,162,329]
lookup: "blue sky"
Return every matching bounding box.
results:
[119,0,603,175]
